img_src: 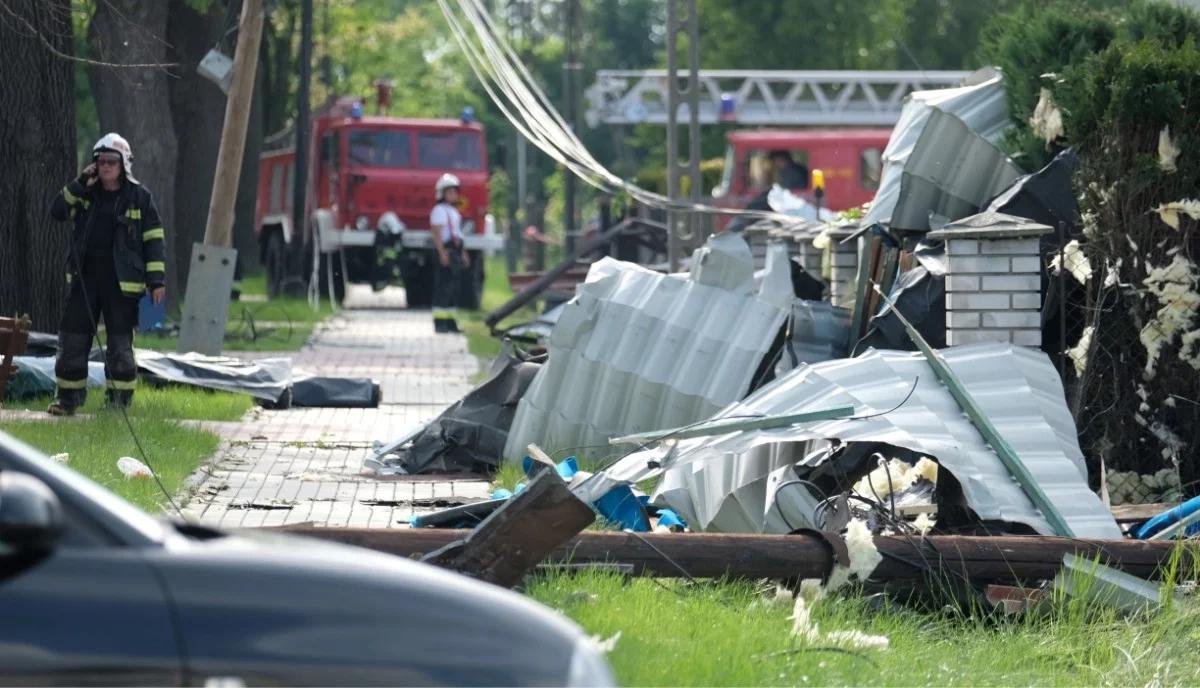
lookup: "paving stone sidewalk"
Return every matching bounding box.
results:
[179,285,491,528]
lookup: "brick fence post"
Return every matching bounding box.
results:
[825,227,859,308]
[928,214,1051,346]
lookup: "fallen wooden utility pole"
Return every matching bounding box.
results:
[275,527,1195,583]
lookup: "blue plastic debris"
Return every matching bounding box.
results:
[491,488,513,500]
[1133,495,1200,539]
[593,484,651,532]
[656,509,687,531]
[522,455,578,480]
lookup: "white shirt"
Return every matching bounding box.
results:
[430,203,463,244]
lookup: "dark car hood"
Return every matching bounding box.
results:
[148,525,594,686]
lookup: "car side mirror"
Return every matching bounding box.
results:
[0,472,64,551]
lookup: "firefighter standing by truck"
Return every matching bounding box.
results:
[46,133,167,415]
[430,173,470,333]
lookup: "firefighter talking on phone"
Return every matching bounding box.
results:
[429,173,470,333]
[46,133,167,415]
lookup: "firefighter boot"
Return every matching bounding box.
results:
[103,333,137,409]
[50,332,93,415]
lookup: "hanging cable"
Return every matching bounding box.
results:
[437,0,803,222]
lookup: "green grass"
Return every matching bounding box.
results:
[135,273,331,352]
[528,566,1200,686]
[135,323,316,352]
[3,387,252,512]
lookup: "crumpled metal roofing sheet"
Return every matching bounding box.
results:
[862,73,1024,231]
[504,233,791,460]
[777,300,851,376]
[652,343,1121,538]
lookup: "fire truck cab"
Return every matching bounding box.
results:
[255,98,502,306]
[710,128,891,219]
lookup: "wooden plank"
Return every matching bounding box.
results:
[275,527,1195,583]
[419,470,595,588]
[1110,503,1175,523]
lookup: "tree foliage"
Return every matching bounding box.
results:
[980,0,1200,480]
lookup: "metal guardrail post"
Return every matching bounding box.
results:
[665,0,701,272]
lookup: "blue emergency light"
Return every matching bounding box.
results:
[719,93,736,122]
[461,106,475,124]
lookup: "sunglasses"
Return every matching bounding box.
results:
[95,154,122,167]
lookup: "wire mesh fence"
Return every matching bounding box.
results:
[1044,226,1199,501]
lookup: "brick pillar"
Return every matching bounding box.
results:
[793,236,824,277]
[929,221,1050,346]
[827,229,859,308]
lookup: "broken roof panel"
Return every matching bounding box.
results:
[862,73,1024,231]
[651,343,1121,539]
[504,232,791,460]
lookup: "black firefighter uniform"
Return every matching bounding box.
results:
[49,168,166,408]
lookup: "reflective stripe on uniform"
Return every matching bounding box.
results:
[126,208,142,220]
[106,378,137,390]
[432,308,458,318]
[63,185,80,205]
[146,261,165,273]
[66,272,72,284]
[143,227,165,241]
[56,377,87,390]
[119,281,145,294]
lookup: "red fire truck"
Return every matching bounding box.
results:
[255,97,502,306]
[710,128,891,225]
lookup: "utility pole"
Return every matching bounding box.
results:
[294,0,313,259]
[562,0,580,253]
[184,0,265,354]
[321,0,333,100]
[202,0,265,248]
[665,0,701,272]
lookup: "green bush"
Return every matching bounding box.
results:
[980,1,1200,480]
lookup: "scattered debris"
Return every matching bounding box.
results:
[117,456,153,479]
[368,345,545,475]
[504,233,792,460]
[1053,553,1163,617]
[1050,239,1092,285]
[1139,254,1200,376]
[863,70,1022,230]
[1030,87,1064,144]
[1066,325,1094,377]
[1158,125,1181,173]
[1153,199,1200,230]
[420,469,595,588]
[49,452,69,464]
[630,343,1120,537]
[588,631,622,655]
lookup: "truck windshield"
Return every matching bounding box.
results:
[348,130,412,167]
[417,131,482,170]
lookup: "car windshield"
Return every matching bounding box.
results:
[417,131,482,170]
[348,130,412,168]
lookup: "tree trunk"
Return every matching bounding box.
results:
[87,1,180,307]
[166,0,226,291]
[0,0,76,330]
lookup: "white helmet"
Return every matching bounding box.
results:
[435,173,460,199]
[93,132,138,184]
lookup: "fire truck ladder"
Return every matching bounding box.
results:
[584,70,971,127]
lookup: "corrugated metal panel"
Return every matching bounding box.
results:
[777,300,851,375]
[863,75,1023,231]
[504,233,792,460]
[652,343,1121,538]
